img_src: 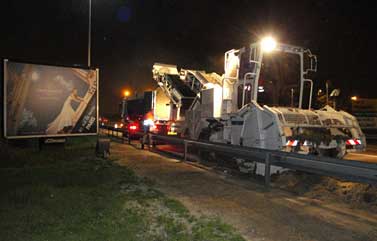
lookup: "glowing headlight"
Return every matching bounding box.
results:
[261,36,277,52]
[143,119,154,126]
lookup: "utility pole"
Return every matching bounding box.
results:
[325,81,329,106]
[88,0,92,67]
[290,88,294,107]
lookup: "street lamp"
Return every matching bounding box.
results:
[124,90,130,98]
[121,90,130,119]
[351,96,358,101]
[88,0,92,67]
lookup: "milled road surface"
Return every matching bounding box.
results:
[112,142,377,241]
[346,152,377,163]
[345,144,377,163]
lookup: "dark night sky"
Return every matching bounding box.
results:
[1,0,377,115]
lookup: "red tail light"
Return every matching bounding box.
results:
[128,123,139,132]
[129,125,137,130]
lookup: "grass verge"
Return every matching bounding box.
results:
[0,137,245,241]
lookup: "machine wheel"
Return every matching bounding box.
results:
[317,145,346,159]
[235,158,256,174]
[197,128,217,162]
[198,128,211,141]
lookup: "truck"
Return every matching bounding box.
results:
[152,37,366,174]
[119,88,177,137]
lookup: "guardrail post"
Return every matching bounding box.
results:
[140,136,144,150]
[264,153,271,189]
[126,131,131,144]
[183,140,188,161]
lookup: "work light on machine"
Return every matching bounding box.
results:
[261,36,277,52]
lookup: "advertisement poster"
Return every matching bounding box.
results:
[4,60,98,138]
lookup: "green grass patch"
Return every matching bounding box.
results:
[0,137,245,241]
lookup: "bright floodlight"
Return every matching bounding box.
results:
[261,36,277,52]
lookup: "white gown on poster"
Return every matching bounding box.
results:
[46,90,83,134]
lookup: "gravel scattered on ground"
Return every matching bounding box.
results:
[273,171,377,212]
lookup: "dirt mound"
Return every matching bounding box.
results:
[273,171,377,212]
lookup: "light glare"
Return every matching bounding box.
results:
[261,36,277,52]
[143,119,154,127]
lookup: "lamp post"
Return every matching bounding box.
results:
[88,0,92,67]
[325,81,329,106]
[121,90,130,118]
[290,88,294,107]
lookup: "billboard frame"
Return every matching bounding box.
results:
[3,59,99,139]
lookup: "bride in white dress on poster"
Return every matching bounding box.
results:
[46,88,84,134]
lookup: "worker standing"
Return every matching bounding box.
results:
[141,118,154,149]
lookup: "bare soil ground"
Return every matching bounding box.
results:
[113,142,377,241]
[273,172,377,213]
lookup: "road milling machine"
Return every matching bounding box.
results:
[153,37,365,174]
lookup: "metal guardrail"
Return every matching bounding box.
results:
[99,125,145,144]
[147,134,377,186]
[100,126,377,186]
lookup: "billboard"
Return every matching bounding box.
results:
[3,60,98,138]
